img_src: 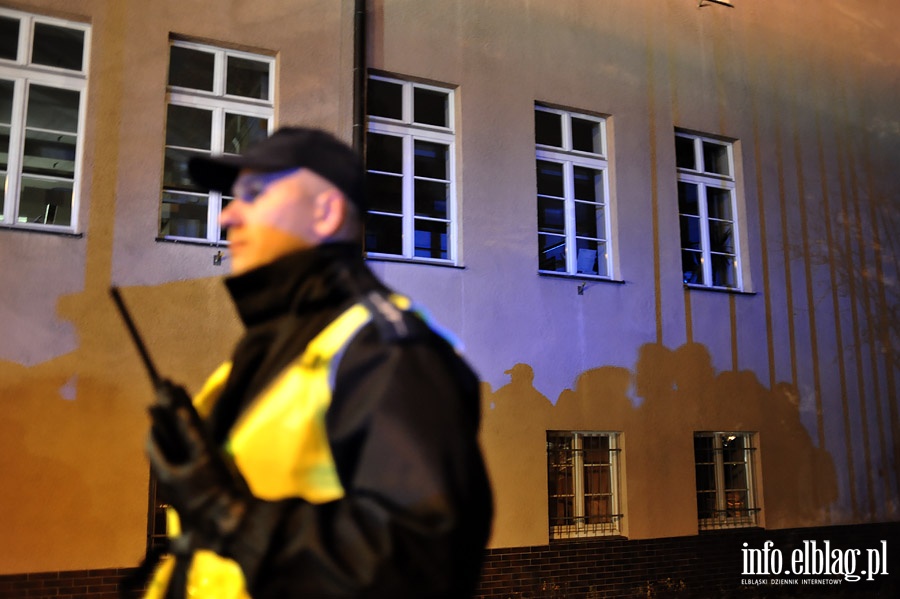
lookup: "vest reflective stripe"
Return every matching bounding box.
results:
[145,297,403,599]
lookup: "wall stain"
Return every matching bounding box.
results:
[481,341,838,546]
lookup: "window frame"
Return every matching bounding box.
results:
[546,430,623,539]
[535,104,612,279]
[159,39,274,243]
[675,131,743,290]
[0,7,90,234]
[365,73,458,265]
[693,431,760,530]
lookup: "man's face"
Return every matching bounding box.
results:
[219,168,323,275]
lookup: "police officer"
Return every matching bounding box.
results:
[144,127,493,598]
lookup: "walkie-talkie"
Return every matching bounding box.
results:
[110,286,209,465]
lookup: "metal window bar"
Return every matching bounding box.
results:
[695,435,759,530]
[547,433,622,538]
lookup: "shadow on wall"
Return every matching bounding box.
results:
[480,341,838,543]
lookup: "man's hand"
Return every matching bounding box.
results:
[146,403,248,544]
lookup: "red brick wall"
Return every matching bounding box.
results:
[0,569,132,599]
[1,523,897,598]
[475,523,900,598]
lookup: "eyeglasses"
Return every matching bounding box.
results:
[231,168,300,202]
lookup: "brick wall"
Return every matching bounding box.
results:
[0,569,133,599]
[1,523,897,598]
[475,522,900,598]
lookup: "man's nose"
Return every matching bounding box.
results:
[219,198,245,227]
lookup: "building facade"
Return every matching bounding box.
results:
[1,0,898,597]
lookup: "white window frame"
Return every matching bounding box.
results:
[693,431,759,530]
[547,431,622,539]
[0,8,90,233]
[160,39,274,243]
[535,105,612,279]
[366,74,457,264]
[675,131,742,290]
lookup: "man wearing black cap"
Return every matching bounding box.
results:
[143,127,492,598]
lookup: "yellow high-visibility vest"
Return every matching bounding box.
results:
[145,295,412,599]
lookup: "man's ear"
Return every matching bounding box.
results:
[312,188,348,240]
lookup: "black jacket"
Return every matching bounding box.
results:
[210,243,492,598]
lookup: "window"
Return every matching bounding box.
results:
[675,131,741,289]
[365,74,456,263]
[694,432,759,530]
[535,105,611,277]
[0,8,89,232]
[160,40,274,242]
[547,431,622,538]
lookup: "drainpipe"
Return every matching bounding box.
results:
[352,0,366,153]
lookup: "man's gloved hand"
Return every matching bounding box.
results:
[146,404,249,546]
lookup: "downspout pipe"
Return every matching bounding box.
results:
[352,0,366,153]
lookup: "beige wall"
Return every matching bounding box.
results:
[0,0,897,573]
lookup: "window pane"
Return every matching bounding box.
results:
[675,136,695,169]
[226,56,269,100]
[572,117,601,154]
[726,490,749,516]
[535,110,562,147]
[682,249,704,285]
[414,179,447,218]
[0,80,12,171]
[160,191,208,238]
[703,141,730,176]
[26,85,79,132]
[367,78,402,120]
[413,219,447,259]
[163,147,207,192]
[414,140,447,180]
[724,464,748,490]
[32,23,84,71]
[573,166,602,202]
[576,239,606,276]
[537,197,565,234]
[678,181,699,215]
[367,172,402,214]
[224,113,268,154]
[680,215,701,250]
[539,233,566,272]
[367,133,402,173]
[694,436,715,463]
[0,79,11,123]
[168,46,215,91]
[166,104,212,150]
[711,254,737,288]
[365,212,402,255]
[536,160,563,197]
[695,464,716,493]
[23,130,76,177]
[0,17,19,60]
[413,87,448,127]
[707,186,733,220]
[709,220,734,254]
[575,201,604,239]
[19,176,72,226]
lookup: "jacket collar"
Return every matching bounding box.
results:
[224,243,374,327]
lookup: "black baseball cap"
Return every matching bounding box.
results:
[188,127,366,210]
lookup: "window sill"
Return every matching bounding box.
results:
[364,254,465,269]
[0,224,83,238]
[539,271,626,285]
[549,533,628,543]
[155,236,228,247]
[684,283,756,296]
